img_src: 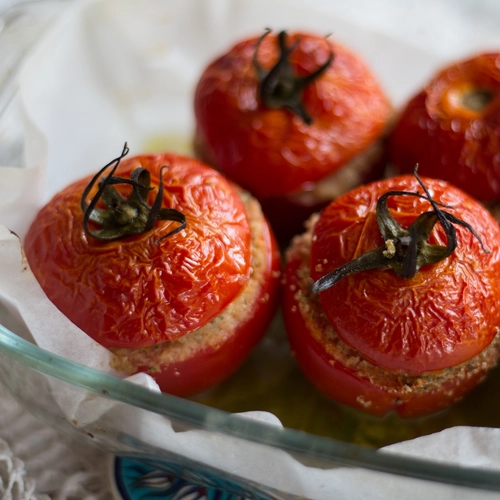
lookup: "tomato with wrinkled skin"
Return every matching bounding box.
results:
[283,175,500,416]
[194,30,391,240]
[24,152,281,396]
[389,53,500,202]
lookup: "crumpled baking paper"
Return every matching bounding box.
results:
[1,0,500,498]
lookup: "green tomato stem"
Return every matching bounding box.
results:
[253,29,333,125]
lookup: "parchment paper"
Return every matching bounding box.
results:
[1,1,500,498]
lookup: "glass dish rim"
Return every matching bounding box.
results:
[1,322,500,492]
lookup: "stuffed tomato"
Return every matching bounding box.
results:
[24,145,281,396]
[283,171,500,417]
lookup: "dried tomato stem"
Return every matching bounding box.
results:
[81,143,186,242]
[311,166,488,294]
[253,29,333,125]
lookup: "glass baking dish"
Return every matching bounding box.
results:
[1,1,500,498]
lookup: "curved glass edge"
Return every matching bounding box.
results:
[0,323,499,492]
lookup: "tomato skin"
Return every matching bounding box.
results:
[194,32,391,200]
[283,253,489,417]
[144,219,281,396]
[389,53,500,202]
[310,175,500,375]
[24,153,253,349]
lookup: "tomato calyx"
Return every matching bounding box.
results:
[253,29,334,125]
[312,166,489,294]
[80,143,186,242]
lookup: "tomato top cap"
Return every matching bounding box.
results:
[25,147,253,349]
[312,165,488,294]
[194,29,391,198]
[309,169,500,374]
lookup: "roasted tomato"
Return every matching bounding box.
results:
[283,171,500,417]
[389,52,500,203]
[194,29,392,242]
[24,145,281,396]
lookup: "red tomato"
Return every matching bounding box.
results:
[194,30,391,240]
[24,150,281,395]
[283,174,500,416]
[389,53,500,202]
